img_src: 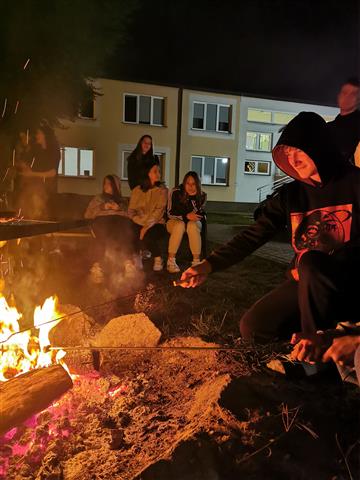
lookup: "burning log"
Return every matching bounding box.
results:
[0,364,73,435]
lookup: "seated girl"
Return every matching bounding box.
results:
[128,160,168,271]
[166,171,206,273]
[85,174,139,280]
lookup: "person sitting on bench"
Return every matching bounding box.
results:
[166,171,206,273]
[85,174,139,281]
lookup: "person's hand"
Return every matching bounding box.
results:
[290,332,332,363]
[322,335,360,366]
[178,260,212,288]
[104,201,118,211]
[139,226,149,241]
[187,212,202,222]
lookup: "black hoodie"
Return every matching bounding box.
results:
[207,112,360,277]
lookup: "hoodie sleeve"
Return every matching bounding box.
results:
[84,195,105,219]
[145,187,168,227]
[207,188,288,272]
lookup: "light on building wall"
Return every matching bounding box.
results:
[222,158,228,164]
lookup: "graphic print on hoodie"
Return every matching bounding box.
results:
[206,112,360,277]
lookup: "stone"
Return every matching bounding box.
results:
[91,313,162,373]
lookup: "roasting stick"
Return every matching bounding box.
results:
[48,345,241,352]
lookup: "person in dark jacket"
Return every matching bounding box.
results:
[327,77,360,165]
[180,112,360,346]
[15,126,60,219]
[127,135,159,190]
[166,171,206,273]
[85,174,139,281]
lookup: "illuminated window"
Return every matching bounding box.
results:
[246,131,272,151]
[59,147,94,177]
[247,108,295,125]
[244,160,271,175]
[191,155,229,185]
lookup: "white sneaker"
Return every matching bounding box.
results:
[191,259,202,267]
[124,260,137,277]
[153,256,163,271]
[167,257,180,273]
[89,262,104,284]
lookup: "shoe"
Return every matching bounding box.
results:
[191,259,202,267]
[167,257,180,273]
[153,256,163,271]
[89,262,104,284]
[124,260,137,277]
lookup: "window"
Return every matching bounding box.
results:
[124,94,165,126]
[59,147,94,177]
[246,131,272,152]
[191,155,229,185]
[244,160,271,175]
[79,99,94,119]
[121,151,166,181]
[247,108,295,125]
[192,102,231,133]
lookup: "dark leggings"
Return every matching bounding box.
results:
[240,248,360,343]
[133,223,166,257]
[91,215,138,260]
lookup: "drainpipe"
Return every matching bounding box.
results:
[175,87,183,187]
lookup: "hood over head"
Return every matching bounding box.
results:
[272,112,344,186]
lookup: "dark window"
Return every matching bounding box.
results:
[193,103,205,129]
[124,95,137,122]
[206,104,217,131]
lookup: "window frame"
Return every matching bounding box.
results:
[78,99,95,120]
[123,93,165,126]
[191,101,232,133]
[245,131,273,152]
[244,160,271,176]
[191,155,230,186]
[59,146,95,178]
[121,150,166,181]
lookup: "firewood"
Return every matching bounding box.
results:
[0,364,73,435]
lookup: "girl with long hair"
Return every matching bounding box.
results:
[166,171,206,273]
[85,174,139,281]
[129,159,168,271]
[127,135,159,190]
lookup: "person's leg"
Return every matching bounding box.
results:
[240,279,300,343]
[186,220,202,263]
[144,223,166,258]
[167,219,186,258]
[297,249,358,334]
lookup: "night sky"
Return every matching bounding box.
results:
[108,0,359,105]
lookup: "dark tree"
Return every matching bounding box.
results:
[0,0,136,136]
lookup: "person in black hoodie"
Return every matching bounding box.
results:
[166,171,207,273]
[327,77,360,165]
[180,112,360,345]
[127,135,160,190]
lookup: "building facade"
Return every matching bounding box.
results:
[56,79,338,203]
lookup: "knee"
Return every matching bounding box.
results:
[239,314,255,341]
[186,221,200,233]
[172,220,186,233]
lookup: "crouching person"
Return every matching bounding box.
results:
[166,171,206,273]
[85,174,140,281]
[179,112,360,345]
[129,160,168,271]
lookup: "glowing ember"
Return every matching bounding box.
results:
[0,294,67,381]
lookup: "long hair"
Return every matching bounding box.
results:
[130,135,154,162]
[180,171,202,204]
[102,174,122,203]
[36,125,60,152]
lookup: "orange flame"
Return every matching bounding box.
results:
[0,295,67,381]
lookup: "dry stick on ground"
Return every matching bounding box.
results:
[335,433,356,480]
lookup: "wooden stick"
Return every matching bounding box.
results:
[0,365,73,435]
